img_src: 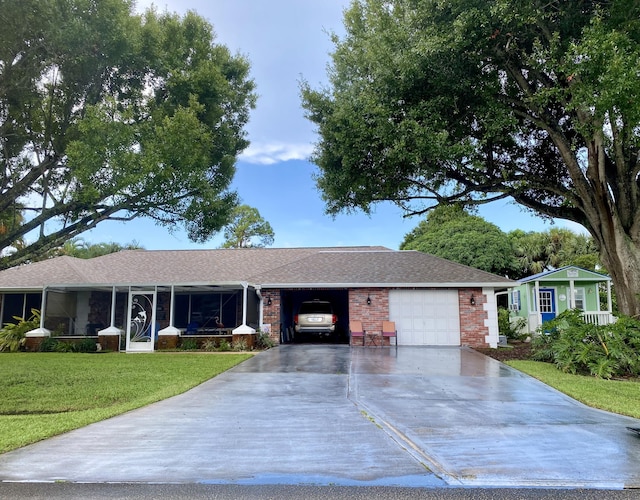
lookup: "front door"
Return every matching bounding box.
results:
[126,290,156,352]
[539,288,556,324]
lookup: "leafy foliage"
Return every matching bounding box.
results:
[221,205,275,248]
[400,205,602,280]
[497,307,527,340]
[0,309,40,352]
[401,205,515,275]
[54,239,143,259]
[179,339,198,351]
[255,331,276,350]
[301,0,640,316]
[531,310,640,379]
[508,228,600,279]
[0,1,256,269]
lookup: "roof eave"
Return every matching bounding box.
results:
[261,282,515,289]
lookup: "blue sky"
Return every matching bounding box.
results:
[85,0,577,251]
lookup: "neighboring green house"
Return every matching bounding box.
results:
[508,266,614,334]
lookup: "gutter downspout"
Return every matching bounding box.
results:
[255,286,264,329]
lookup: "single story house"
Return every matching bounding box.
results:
[0,246,514,351]
[507,265,615,333]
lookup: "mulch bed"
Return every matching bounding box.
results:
[474,341,533,362]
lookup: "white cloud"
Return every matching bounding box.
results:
[239,142,315,165]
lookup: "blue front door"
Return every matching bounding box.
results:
[539,289,556,324]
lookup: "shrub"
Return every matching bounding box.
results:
[54,341,76,352]
[232,338,247,351]
[531,310,640,379]
[255,330,276,350]
[201,339,218,351]
[497,307,527,340]
[74,338,98,353]
[39,337,59,352]
[217,339,232,352]
[180,338,198,351]
[0,309,41,352]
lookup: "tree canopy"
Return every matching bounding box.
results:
[400,205,515,276]
[509,227,600,279]
[399,205,600,279]
[221,204,274,248]
[301,0,640,316]
[0,0,256,269]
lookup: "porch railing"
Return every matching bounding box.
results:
[581,311,616,326]
[527,311,616,333]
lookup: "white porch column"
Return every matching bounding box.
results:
[606,281,613,313]
[535,280,542,328]
[568,279,575,309]
[27,287,50,337]
[158,285,180,336]
[98,286,124,336]
[233,282,256,334]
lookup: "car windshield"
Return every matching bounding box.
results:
[299,302,332,314]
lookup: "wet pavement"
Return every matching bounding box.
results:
[1,345,639,489]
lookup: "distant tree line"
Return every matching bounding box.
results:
[400,205,600,280]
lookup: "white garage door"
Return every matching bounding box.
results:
[389,290,461,346]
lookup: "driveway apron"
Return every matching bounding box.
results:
[0,345,639,488]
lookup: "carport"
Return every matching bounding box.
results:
[279,289,349,344]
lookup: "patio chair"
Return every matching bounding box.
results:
[349,320,365,346]
[382,321,397,346]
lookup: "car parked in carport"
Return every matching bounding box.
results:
[294,300,337,338]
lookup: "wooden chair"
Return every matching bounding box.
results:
[382,321,397,346]
[349,320,365,346]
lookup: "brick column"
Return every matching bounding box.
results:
[459,288,489,347]
[348,288,389,345]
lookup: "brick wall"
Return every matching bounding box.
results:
[458,288,489,347]
[261,288,281,343]
[348,288,389,344]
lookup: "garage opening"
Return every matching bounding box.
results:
[280,289,349,344]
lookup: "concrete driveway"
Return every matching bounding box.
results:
[1,345,639,488]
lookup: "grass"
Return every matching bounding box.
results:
[507,360,640,419]
[0,352,252,453]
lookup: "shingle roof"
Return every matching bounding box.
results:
[251,249,513,286]
[0,246,514,290]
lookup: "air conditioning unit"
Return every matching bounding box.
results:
[509,304,520,312]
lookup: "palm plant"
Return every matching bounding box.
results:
[0,309,41,352]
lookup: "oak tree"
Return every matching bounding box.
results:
[0,0,256,269]
[400,205,516,276]
[301,0,640,316]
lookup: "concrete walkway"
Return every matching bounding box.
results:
[1,345,639,488]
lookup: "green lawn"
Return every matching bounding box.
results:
[507,360,640,419]
[0,352,252,453]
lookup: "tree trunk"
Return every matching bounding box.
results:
[594,223,640,318]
